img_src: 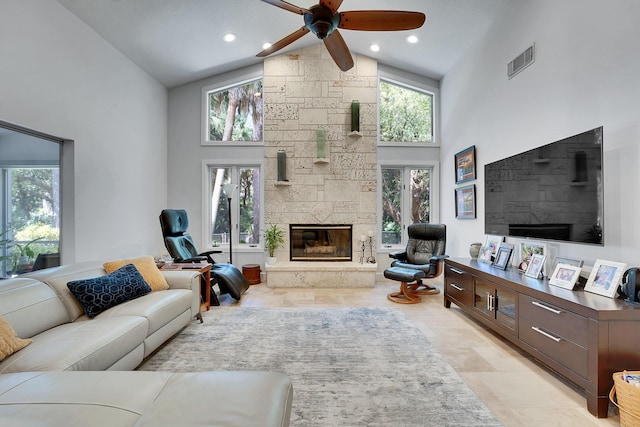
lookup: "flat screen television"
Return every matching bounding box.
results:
[484,126,603,245]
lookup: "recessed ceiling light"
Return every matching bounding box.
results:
[262,42,272,50]
[407,35,418,44]
[223,33,236,42]
[370,44,380,52]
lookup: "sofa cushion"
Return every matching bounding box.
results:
[103,256,169,291]
[0,315,31,362]
[0,371,293,427]
[25,262,109,321]
[0,316,148,374]
[0,278,71,338]
[96,289,193,337]
[67,264,152,318]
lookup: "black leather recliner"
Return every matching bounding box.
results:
[384,223,448,303]
[389,223,447,276]
[159,209,249,302]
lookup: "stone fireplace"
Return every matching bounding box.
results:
[262,46,378,288]
[290,224,352,262]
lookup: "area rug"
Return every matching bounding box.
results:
[139,307,501,426]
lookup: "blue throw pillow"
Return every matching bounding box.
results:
[67,264,152,318]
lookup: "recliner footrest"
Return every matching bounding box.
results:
[383,266,426,283]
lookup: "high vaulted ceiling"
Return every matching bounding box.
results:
[56,0,509,89]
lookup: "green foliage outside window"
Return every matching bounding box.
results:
[210,167,260,246]
[208,79,263,141]
[381,168,431,245]
[379,80,433,143]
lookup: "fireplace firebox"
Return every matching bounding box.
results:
[289,224,352,261]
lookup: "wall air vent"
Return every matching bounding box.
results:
[508,44,535,79]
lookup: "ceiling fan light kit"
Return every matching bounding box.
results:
[257,0,426,71]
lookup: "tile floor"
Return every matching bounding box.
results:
[216,279,621,427]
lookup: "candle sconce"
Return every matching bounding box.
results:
[348,100,363,138]
[314,128,329,164]
[277,150,288,182]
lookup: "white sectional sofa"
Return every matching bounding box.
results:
[0,259,294,426]
[0,260,200,373]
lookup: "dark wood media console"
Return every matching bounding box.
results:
[444,258,640,418]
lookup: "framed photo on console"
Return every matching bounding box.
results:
[551,256,583,272]
[525,254,546,279]
[517,241,547,273]
[549,263,582,290]
[478,246,493,264]
[484,235,504,259]
[585,259,628,298]
[493,245,513,270]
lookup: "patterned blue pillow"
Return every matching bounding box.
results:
[67,264,152,318]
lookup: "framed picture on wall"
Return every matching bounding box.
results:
[584,259,628,298]
[455,184,476,219]
[454,145,476,184]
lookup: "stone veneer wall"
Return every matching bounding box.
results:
[263,45,378,261]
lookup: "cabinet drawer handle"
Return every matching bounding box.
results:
[532,301,562,315]
[450,267,465,275]
[531,326,562,343]
[450,284,464,291]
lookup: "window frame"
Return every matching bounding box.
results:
[201,159,265,256]
[201,73,265,146]
[377,161,440,252]
[0,121,68,276]
[377,67,440,147]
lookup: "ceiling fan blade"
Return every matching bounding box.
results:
[256,26,310,57]
[323,30,354,72]
[260,0,309,15]
[319,0,343,15]
[339,11,426,31]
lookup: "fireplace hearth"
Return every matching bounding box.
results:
[290,224,352,261]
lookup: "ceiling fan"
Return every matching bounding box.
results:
[256,0,426,71]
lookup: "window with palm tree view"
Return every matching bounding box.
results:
[209,166,261,249]
[206,79,263,142]
[381,167,431,246]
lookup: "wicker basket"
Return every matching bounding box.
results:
[610,371,640,426]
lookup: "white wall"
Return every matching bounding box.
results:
[0,0,168,262]
[167,65,265,266]
[441,0,640,267]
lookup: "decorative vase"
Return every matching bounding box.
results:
[266,256,277,266]
[469,242,482,259]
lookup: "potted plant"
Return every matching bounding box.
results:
[12,237,43,271]
[264,223,285,265]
